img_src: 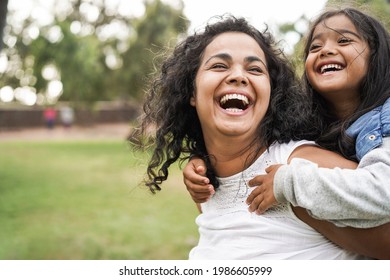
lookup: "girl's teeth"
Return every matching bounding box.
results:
[320,64,343,73]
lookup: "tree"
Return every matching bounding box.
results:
[327,0,390,30]
[28,20,105,106]
[0,0,8,50]
[113,0,189,100]
[0,0,188,106]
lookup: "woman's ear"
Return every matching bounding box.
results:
[190,95,196,107]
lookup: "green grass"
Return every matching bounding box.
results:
[0,140,199,260]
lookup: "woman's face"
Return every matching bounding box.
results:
[191,32,271,144]
[305,14,370,111]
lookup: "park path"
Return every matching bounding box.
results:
[0,123,132,141]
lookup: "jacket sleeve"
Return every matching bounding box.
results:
[274,137,390,228]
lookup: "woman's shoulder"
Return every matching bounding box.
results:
[267,140,317,164]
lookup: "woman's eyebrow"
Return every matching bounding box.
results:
[205,53,267,68]
[204,53,232,64]
[245,56,267,69]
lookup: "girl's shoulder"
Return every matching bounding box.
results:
[347,97,390,160]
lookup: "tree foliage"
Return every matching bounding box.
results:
[0,0,189,106]
[113,0,189,100]
[0,0,8,50]
[29,20,105,104]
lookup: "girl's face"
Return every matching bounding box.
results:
[305,14,370,110]
[191,32,270,144]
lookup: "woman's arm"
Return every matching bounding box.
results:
[292,207,390,259]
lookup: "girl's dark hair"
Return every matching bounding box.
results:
[130,15,319,193]
[303,7,390,158]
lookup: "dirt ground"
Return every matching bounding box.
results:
[0,123,132,141]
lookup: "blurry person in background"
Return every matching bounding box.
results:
[60,105,75,129]
[43,106,57,130]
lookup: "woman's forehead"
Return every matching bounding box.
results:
[203,32,266,61]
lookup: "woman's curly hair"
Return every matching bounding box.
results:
[130,15,319,193]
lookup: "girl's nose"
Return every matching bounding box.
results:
[320,43,337,57]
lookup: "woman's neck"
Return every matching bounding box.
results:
[205,136,264,178]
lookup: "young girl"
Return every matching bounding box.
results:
[131,16,368,259]
[246,8,390,226]
[184,8,390,258]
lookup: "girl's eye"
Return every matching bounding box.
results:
[309,43,321,52]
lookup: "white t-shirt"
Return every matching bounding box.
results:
[189,140,365,260]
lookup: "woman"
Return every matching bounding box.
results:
[131,16,367,259]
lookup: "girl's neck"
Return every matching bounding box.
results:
[326,96,360,120]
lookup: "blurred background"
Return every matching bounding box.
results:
[0,0,389,260]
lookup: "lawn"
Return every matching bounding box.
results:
[0,140,199,260]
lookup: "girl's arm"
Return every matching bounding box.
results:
[246,144,358,214]
[183,158,214,203]
[273,138,390,228]
[248,142,390,259]
[285,144,390,259]
[186,143,390,258]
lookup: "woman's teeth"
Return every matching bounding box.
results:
[220,94,249,111]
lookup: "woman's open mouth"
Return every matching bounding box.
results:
[219,93,249,112]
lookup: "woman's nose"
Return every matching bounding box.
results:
[226,68,248,85]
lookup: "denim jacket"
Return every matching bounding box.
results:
[346,98,390,160]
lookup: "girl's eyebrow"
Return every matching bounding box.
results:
[205,53,267,69]
[312,28,362,41]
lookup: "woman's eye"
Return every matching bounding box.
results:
[339,37,352,44]
[248,67,263,73]
[210,63,227,69]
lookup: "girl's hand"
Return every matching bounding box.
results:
[183,157,215,203]
[246,164,282,214]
